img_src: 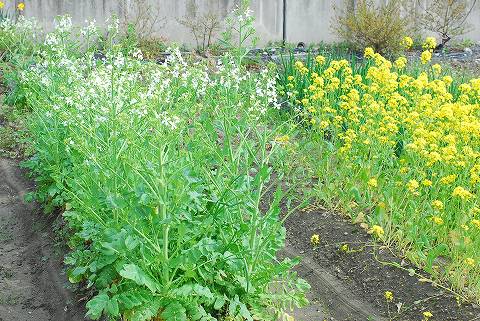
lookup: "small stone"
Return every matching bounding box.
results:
[465,47,473,55]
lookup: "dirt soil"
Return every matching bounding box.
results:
[0,158,87,321]
[283,204,480,321]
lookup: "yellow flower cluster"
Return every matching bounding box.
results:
[423,37,437,50]
[310,234,320,246]
[420,37,437,64]
[369,225,385,238]
[423,311,433,321]
[401,36,413,50]
[421,50,432,64]
[284,39,480,295]
[384,291,394,302]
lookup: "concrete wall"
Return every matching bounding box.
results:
[3,0,480,45]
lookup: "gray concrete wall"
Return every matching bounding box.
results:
[3,0,480,45]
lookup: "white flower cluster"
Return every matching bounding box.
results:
[16,18,281,149]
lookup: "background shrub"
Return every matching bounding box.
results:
[332,0,413,55]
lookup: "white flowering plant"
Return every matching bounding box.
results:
[6,16,309,321]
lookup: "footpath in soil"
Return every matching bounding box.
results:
[284,203,480,321]
[0,158,86,321]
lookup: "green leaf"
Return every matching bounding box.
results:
[131,300,162,321]
[86,293,109,320]
[213,295,226,310]
[106,297,119,316]
[172,284,193,296]
[116,289,151,310]
[350,187,361,203]
[125,235,139,251]
[119,263,158,293]
[67,266,86,283]
[193,284,214,300]
[239,302,253,321]
[425,243,448,273]
[161,302,187,321]
[189,304,207,321]
[24,192,35,202]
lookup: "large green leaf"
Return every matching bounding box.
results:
[161,302,187,321]
[86,293,109,320]
[119,263,159,293]
[130,300,162,321]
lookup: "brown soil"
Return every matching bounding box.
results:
[284,204,480,321]
[0,158,87,321]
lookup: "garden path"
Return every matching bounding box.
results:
[0,158,86,321]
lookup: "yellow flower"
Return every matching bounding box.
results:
[421,50,432,64]
[472,207,480,216]
[443,75,453,85]
[368,178,378,188]
[423,37,437,50]
[431,216,444,225]
[319,120,329,129]
[340,244,349,252]
[452,186,474,200]
[369,225,384,238]
[459,83,472,93]
[0,2,4,9]
[432,64,441,75]
[440,174,456,185]
[406,179,419,193]
[384,291,394,302]
[399,167,409,174]
[17,2,25,11]
[471,219,480,229]
[274,135,290,144]
[394,57,407,69]
[401,36,413,49]
[315,55,326,65]
[301,98,309,106]
[465,258,475,267]
[364,47,375,59]
[310,234,320,246]
[287,75,294,81]
[431,200,444,211]
[422,179,432,187]
[423,311,433,320]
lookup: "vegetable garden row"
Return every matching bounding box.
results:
[1,10,480,321]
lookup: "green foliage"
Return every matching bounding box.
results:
[6,16,309,321]
[0,16,40,58]
[277,51,367,111]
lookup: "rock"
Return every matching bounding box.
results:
[465,47,473,55]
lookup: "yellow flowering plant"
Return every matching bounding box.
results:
[278,39,480,301]
[401,36,413,50]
